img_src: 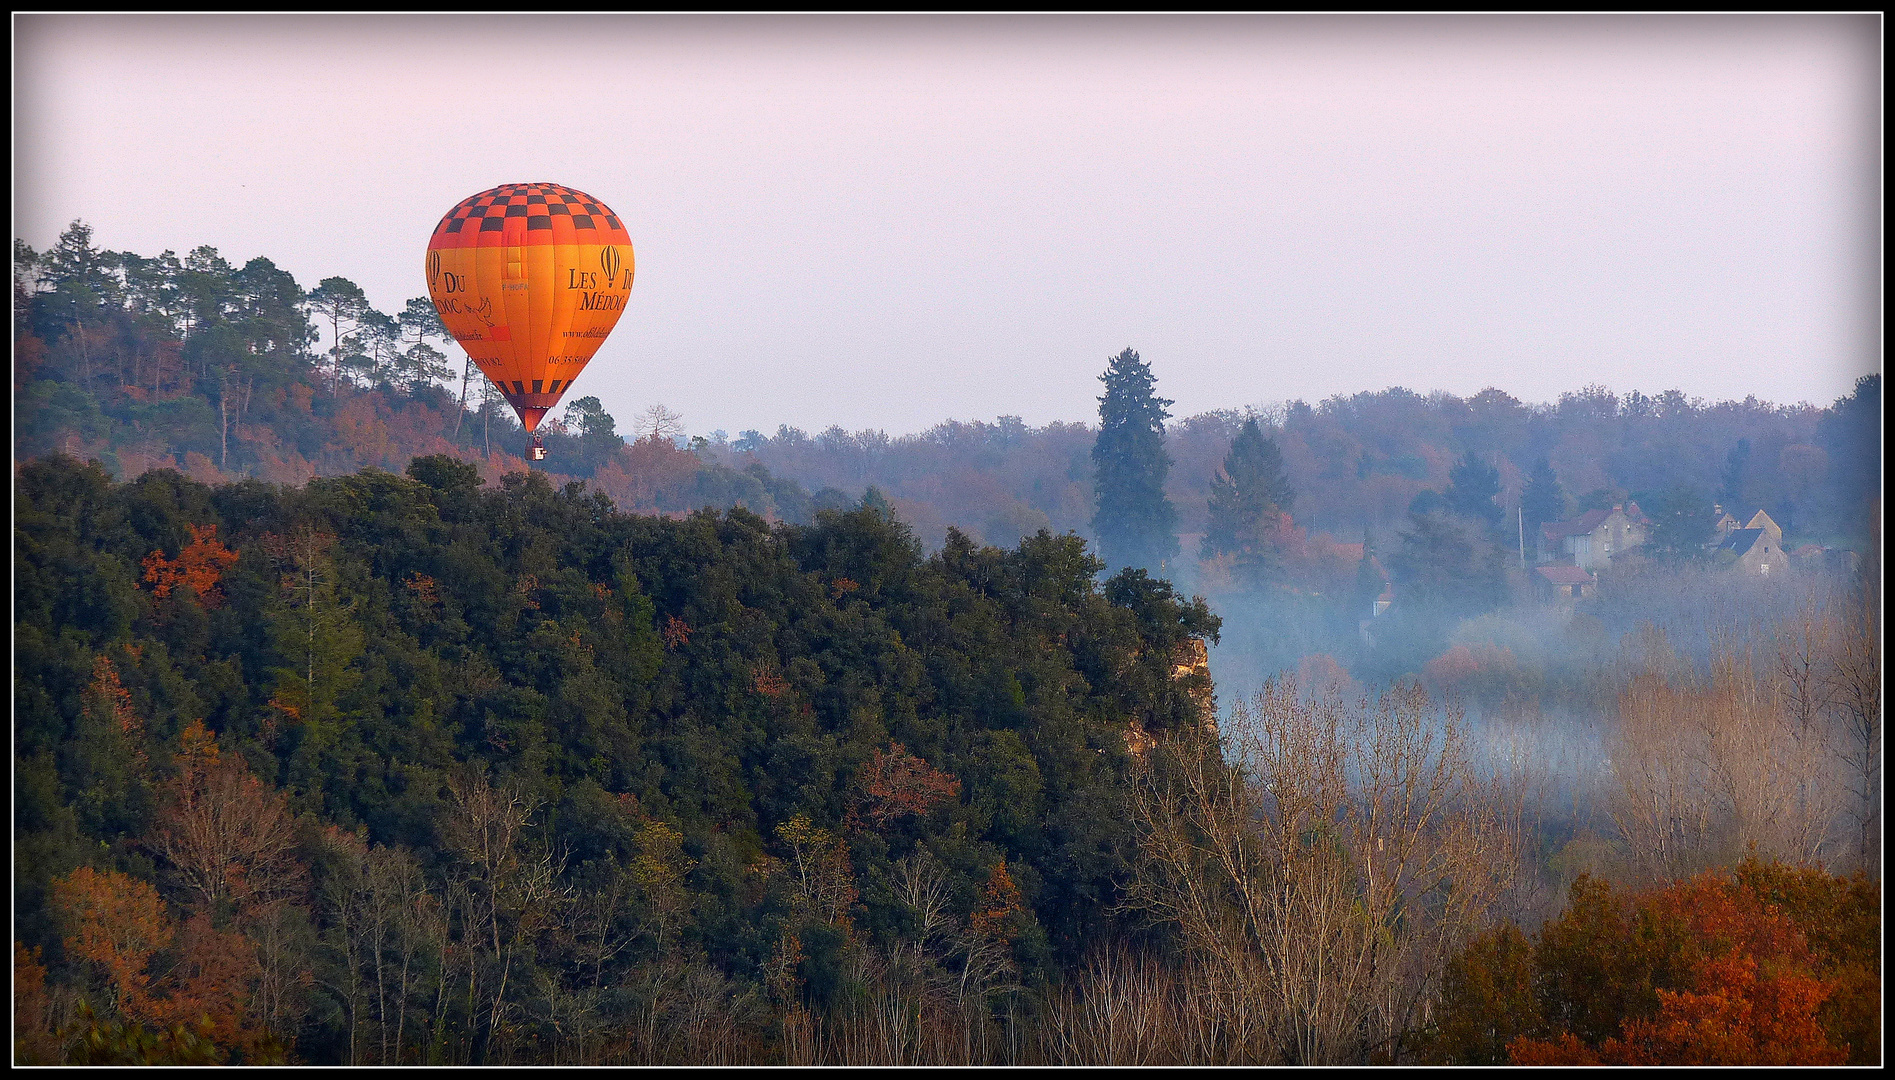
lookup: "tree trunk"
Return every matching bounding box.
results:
[72,318,89,388]
[453,359,472,438]
[220,369,231,470]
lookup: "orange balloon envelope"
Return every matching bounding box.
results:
[425,182,634,439]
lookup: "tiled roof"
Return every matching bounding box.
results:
[1536,565,1595,585]
[1719,528,1763,556]
[1542,508,1613,542]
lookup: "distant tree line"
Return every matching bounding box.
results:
[18,218,1877,569]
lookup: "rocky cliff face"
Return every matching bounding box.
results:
[1124,636,1218,757]
[1171,637,1216,736]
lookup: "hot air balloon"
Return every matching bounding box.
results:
[425,182,634,461]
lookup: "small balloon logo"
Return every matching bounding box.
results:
[600,246,621,284]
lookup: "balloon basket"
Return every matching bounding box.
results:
[528,435,547,462]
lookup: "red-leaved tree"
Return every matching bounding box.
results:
[855,742,961,827]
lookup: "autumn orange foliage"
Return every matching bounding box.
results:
[969,860,1025,942]
[14,941,62,1063]
[1293,653,1357,701]
[141,523,240,606]
[403,571,440,605]
[43,722,313,1061]
[86,653,148,771]
[588,435,700,513]
[1502,870,1858,1066]
[856,742,962,826]
[46,866,284,1062]
[49,867,175,1021]
[753,663,791,698]
[1733,858,1882,1064]
[143,913,267,1051]
[662,615,692,649]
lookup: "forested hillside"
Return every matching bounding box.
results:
[18,454,1877,1065]
[13,221,1881,1065]
[14,453,1224,1063]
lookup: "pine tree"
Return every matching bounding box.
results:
[1391,509,1508,617]
[1091,348,1178,574]
[562,396,623,475]
[1520,456,1568,547]
[306,277,370,395]
[860,485,895,521]
[1444,450,1504,531]
[1200,417,1295,584]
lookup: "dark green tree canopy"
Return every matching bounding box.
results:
[1643,484,1714,562]
[1816,373,1880,528]
[559,395,626,476]
[1574,487,1626,514]
[1390,507,1508,617]
[1520,456,1568,539]
[1091,348,1178,574]
[1200,417,1295,581]
[860,485,894,521]
[1443,450,1503,530]
[14,453,1229,1064]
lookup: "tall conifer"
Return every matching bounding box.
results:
[1444,450,1504,531]
[1200,417,1295,583]
[1091,348,1178,574]
[1520,456,1567,549]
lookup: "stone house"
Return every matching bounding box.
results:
[1712,508,1789,577]
[1540,502,1650,571]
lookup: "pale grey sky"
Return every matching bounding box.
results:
[13,14,1881,437]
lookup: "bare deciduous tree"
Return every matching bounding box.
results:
[147,720,307,914]
[1610,624,1849,884]
[1125,677,1520,1064]
[635,403,686,444]
[442,768,570,1063]
[1826,587,1882,872]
